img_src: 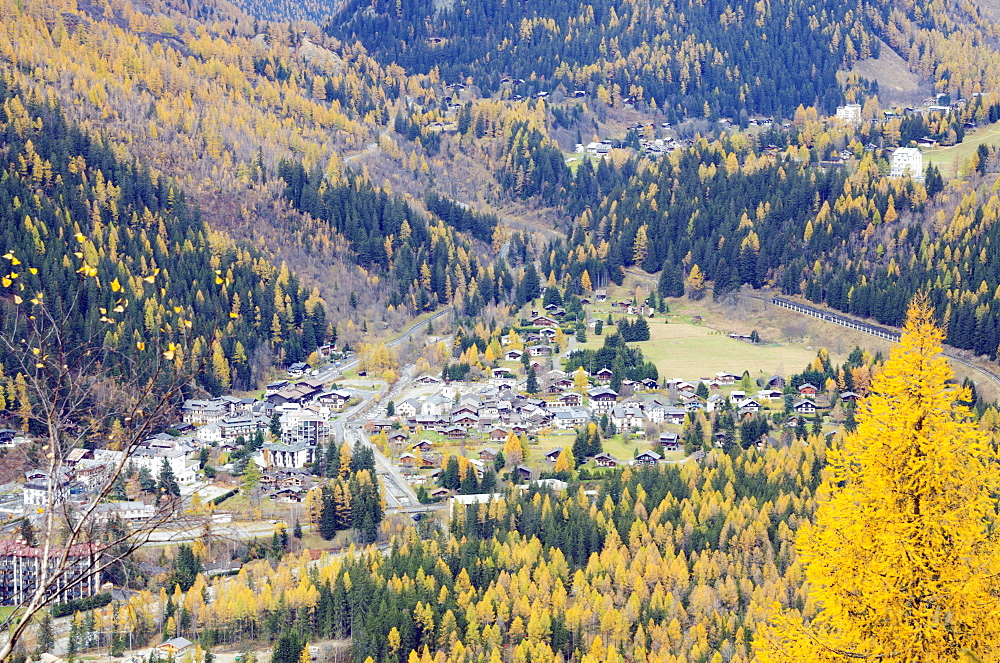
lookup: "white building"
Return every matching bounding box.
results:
[218,416,269,441]
[835,104,862,123]
[280,411,330,446]
[0,540,103,606]
[194,423,222,444]
[395,399,420,418]
[92,501,157,523]
[420,394,451,417]
[889,147,924,181]
[257,442,314,469]
[181,399,229,425]
[610,404,645,430]
[23,473,71,508]
[128,446,197,485]
[552,408,590,430]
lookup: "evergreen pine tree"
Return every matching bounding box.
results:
[587,427,603,456]
[459,465,479,494]
[325,440,339,478]
[318,486,337,540]
[526,367,539,394]
[572,428,589,465]
[442,456,461,490]
[158,458,180,497]
[480,469,497,494]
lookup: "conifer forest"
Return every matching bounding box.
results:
[3,0,1000,662]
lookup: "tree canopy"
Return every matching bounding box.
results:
[756,296,1000,662]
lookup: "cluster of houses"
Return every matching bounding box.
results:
[387,371,845,447]
[577,136,695,160]
[16,435,191,517]
[663,374,859,417]
[258,468,317,504]
[3,360,366,522]
[385,368,864,478]
[180,379,352,469]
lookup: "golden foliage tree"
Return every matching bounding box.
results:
[685,264,705,300]
[554,448,574,473]
[503,431,523,467]
[756,296,1000,663]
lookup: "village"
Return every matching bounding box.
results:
[0,283,879,663]
[1,324,857,529]
[0,282,872,528]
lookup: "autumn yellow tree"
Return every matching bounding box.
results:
[756,296,1000,663]
[503,431,523,467]
[685,264,705,300]
[554,448,574,473]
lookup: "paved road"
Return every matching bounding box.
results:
[143,519,280,545]
[324,310,451,508]
[761,292,1000,390]
[312,308,452,384]
[344,129,390,164]
[146,310,449,541]
[346,426,418,508]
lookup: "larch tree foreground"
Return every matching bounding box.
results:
[755,296,1000,662]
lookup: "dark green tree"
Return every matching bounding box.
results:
[587,427,603,456]
[325,440,339,478]
[168,544,202,592]
[157,459,180,497]
[17,520,36,547]
[34,613,53,656]
[442,456,461,490]
[572,428,589,465]
[137,466,156,493]
[480,469,497,494]
[526,367,539,394]
[459,465,480,494]
[271,631,305,663]
[318,486,337,540]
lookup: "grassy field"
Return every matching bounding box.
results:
[582,317,833,381]
[410,428,685,473]
[600,434,685,461]
[536,430,687,465]
[923,119,1000,177]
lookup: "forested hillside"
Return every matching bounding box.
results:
[0,82,323,398]
[544,128,1000,356]
[328,0,877,118]
[0,0,479,326]
[328,0,1000,118]
[109,443,828,662]
[6,0,1000,660]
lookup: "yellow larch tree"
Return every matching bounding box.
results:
[685,264,705,300]
[554,448,574,473]
[503,431,523,467]
[755,296,1000,663]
